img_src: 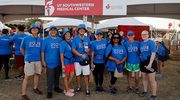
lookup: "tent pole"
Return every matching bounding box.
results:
[91,15,94,33]
[43,24,44,39]
[83,15,87,28]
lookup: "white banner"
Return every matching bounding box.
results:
[103,0,127,15]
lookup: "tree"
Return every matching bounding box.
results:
[26,18,44,29]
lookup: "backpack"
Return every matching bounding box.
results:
[161,42,170,60]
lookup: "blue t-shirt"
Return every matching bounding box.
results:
[105,44,127,72]
[0,35,12,55]
[10,33,28,55]
[60,40,74,65]
[41,36,62,68]
[9,33,15,38]
[140,39,157,61]
[157,44,165,56]
[91,39,108,64]
[72,35,90,62]
[124,41,140,64]
[20,36,42,62]
[121,36,128,44]
[106,38,110,43]
[89,39,95,53]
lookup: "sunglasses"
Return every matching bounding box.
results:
[81,39,84,46]
[113,37,120,39]
[141,34,148,36]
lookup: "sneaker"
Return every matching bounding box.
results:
[75,86,81,94]
[140,92,147,97]
[95,87,100,93]
[21,94,30,100]
[46,92,52,98]
[127,88,133,93]
[135,88,140,94]
[33,88,42,95]
[68,88,74,93]
[65,90,75,97]
[54,87,63,93]
[85,89,90,96]
[149,95,157,100]
[110,88,116,95]
[15,75,23,80]
[99,87,104,93]
[108,85,117,92]
[64,88,74,93]
[5,77,12,82]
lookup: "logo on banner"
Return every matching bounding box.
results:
[106,4,110,9]
[45,0,55,16]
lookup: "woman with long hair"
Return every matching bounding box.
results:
[105,33,127,95]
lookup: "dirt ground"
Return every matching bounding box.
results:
[0,60,180,100]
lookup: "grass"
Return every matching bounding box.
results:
[0,60,180,100]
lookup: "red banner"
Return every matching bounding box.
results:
[45,0,103,16]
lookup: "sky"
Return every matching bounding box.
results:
[135,17,180,30]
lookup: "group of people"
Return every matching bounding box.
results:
[0,23,168,100]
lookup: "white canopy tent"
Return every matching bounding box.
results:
[97,17,152,30]
[43,18,92,29]
[0,22,11,30]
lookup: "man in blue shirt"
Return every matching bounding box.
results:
[119,31,128,45]
[20,24,43,100]
[10,25,28,80]
[41,26,62,98]
[9,30,15,38]
[72,24,91,96]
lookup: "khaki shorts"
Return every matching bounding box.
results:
[24,61,42,76]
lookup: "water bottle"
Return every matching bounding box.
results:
[144,66,154,72]
[62,70,65,77]
[91,65,95,71]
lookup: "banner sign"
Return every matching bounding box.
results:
[45,0,127,16]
